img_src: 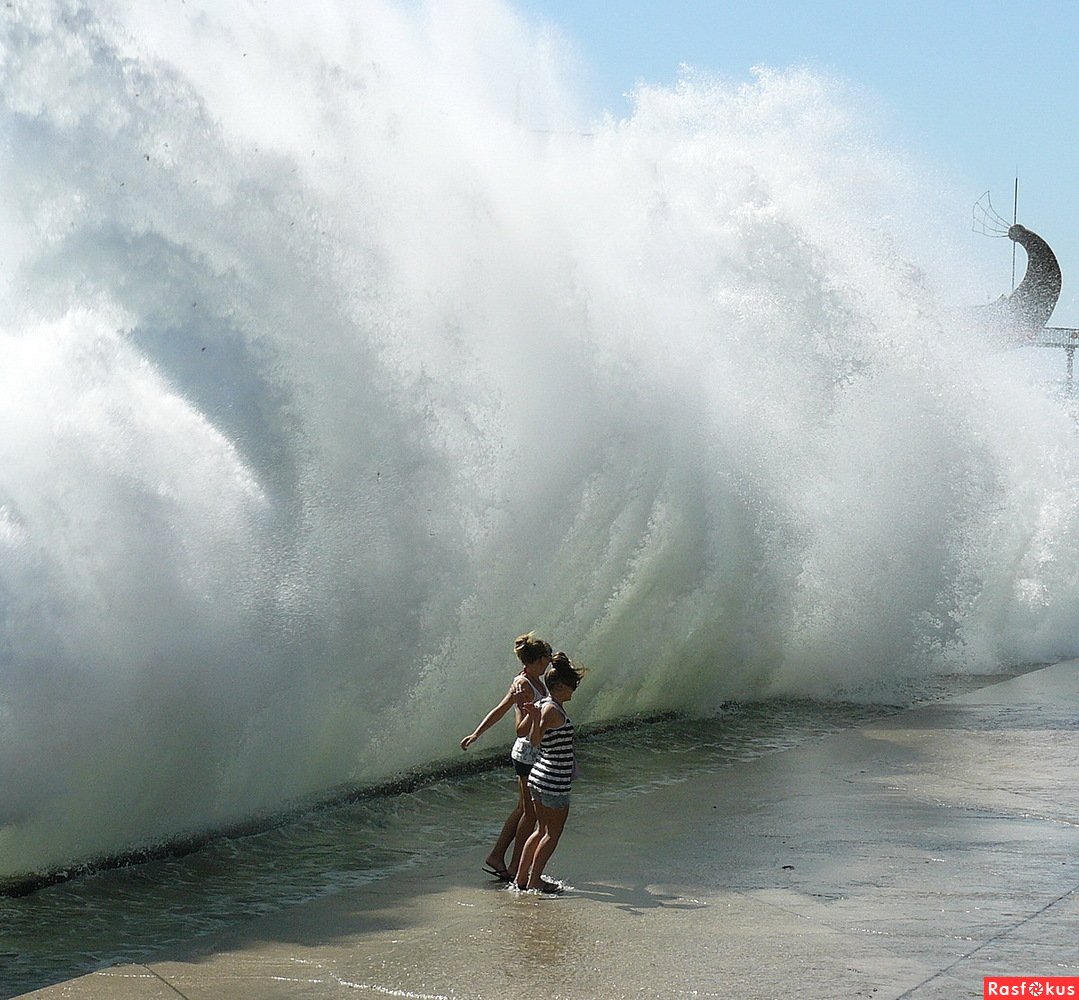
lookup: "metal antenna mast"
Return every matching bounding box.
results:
[1012,174,1019,289]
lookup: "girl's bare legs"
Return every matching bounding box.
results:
[514,827,540,889]
[487,798,524,875]
[525,801,569,889]
[487,777,536,875]
[507,777,537,875]
[514,799,568,889]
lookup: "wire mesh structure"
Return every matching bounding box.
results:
[972,190,1013,238]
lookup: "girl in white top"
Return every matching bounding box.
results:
[460,633,551,880]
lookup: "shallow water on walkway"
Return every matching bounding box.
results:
[0,675,1014,998]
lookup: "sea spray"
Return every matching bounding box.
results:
[2,0,1079,878]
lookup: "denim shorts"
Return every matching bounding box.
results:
[531,788,570,809]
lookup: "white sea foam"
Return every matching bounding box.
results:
[2,0,1078,875]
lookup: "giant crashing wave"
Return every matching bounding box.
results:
[3,0,1079,879]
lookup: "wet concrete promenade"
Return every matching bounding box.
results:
[20,661,1079,1000]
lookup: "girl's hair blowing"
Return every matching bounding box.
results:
[514,632,552,665]
[546,651,585,691]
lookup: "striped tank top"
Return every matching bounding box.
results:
[527,697,574,796]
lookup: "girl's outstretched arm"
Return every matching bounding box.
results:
[460,686,517,750]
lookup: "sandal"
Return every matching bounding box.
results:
[482,865,512,882]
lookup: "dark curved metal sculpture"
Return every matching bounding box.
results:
[1003,223,1062,331]
[978,215,1079,388]
[972,191,1079,386]
[973,192,1064,336]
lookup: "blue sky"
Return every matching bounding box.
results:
[514,1,1079,326]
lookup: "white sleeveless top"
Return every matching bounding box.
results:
[510,675,547,765]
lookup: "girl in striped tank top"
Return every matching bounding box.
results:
[514,652,585,893]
